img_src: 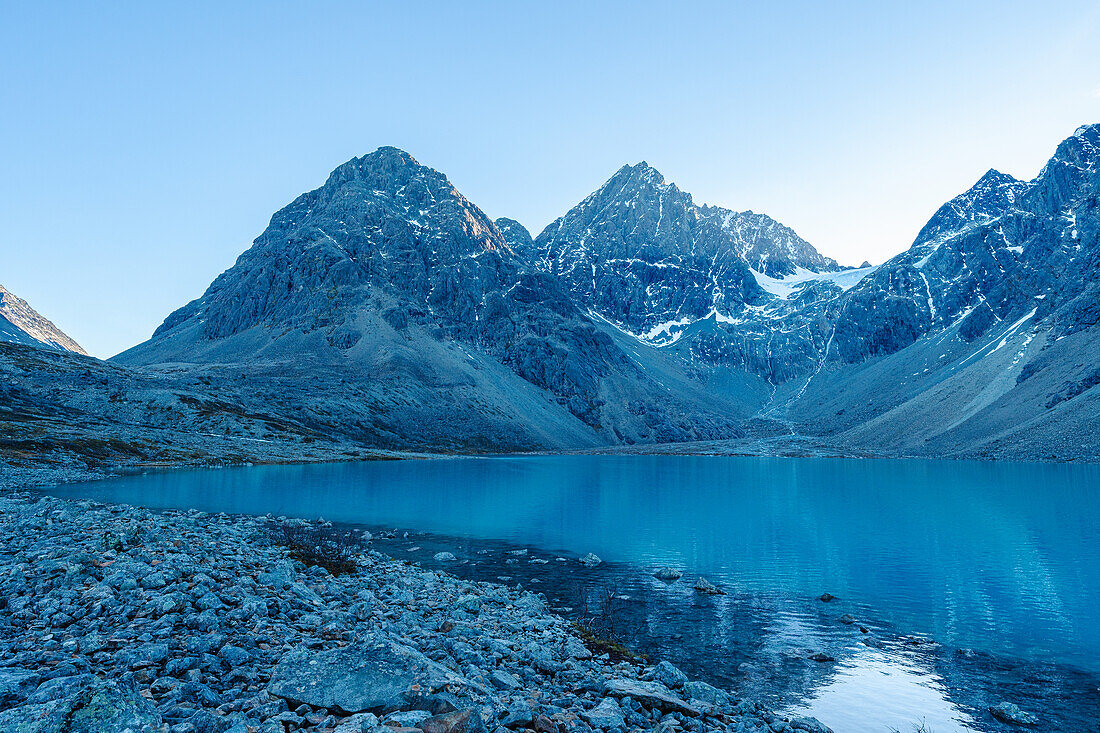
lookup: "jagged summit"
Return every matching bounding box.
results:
[120,149,744,450]
[521,161,845,347]
[0,284,86,355]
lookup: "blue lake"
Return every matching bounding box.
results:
[45,456,1100,732]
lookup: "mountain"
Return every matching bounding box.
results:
[116,148,749,451]
[0,284,86,354]
[523,162,844,350]
[780,124,1100,459]
[100,123,1100,461]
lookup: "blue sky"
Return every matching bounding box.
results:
[3,1,1099,357]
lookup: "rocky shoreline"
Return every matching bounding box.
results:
[0,491,833,733]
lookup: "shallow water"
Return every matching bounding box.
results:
[45,456,1100,731]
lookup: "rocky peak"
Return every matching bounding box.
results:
[910,168,1029,250]
[494,218,535,259]
[0,284,86,355]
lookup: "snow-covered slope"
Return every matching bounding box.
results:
[0,284,86,355]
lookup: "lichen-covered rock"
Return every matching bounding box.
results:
[0,679,163,733]
[268,635,466,714]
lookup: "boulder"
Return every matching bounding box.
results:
[0,678,162,733]
[650,661,688,690]
[602,678,700,716]
[989,702,1038,726]
[268,635,467,714]
[693,577,725,595]
[579,553,602,568]
[581,699,625,730]
[652,567,682,581]
[0,667,39,707]
[419,709,487,733]
[790,716,834,733]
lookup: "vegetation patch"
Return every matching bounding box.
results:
[268,522,363,576]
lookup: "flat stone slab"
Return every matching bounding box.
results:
[602,678,701,717]
[269,635,465,715]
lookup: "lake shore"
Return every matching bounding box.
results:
[0,489,834,733]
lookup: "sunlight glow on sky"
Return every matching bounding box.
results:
[3,1,1100,357]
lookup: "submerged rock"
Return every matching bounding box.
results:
[652,567,682,581]
[790,716,834,733]
[579,553,602,568]
[989,702,1039,726]
[693,577,725,595]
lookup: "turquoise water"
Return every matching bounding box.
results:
[47,456,1100,731]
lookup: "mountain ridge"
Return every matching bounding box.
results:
[9,124,1100,464]
[0,284,87,355]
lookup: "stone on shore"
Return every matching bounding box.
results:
[0,678,163,733]
[268,635,465,714]
[581,698,626,729]
[602,678,701,716]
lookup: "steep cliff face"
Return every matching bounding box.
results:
[118,148,748,450]
[0,284,86,355]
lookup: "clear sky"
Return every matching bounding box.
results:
[3,1,1099,358]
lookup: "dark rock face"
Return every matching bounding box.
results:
[147,147,630,429]
[494,218,534,256]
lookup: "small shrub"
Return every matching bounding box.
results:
[269,522,363,576]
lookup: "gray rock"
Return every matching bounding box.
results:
[419,709,487,733]
[989,702,1039,726]
[434,552,457,562]
[490,669,522,690]
[579,553,602,568]
[257,560,297,589]
[790,717,833,733]
[649,661,688,690]
[0,667,39,706]
[602,679,700,717]
[652,568,682,582]
[218,644,250,667]
[268,634,465,714]
[693,577,725,595]
[581,698,626,730]
[384,710,432,727]
[0,678,162,733]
